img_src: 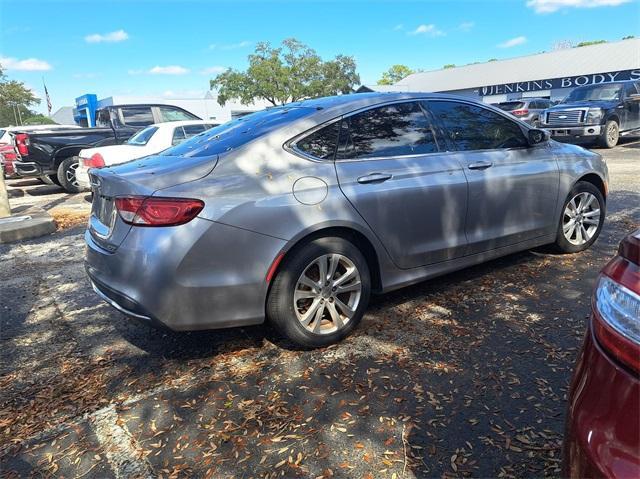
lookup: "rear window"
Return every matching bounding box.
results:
[497,102,525,111]
[161,107,318,158]
[126,126,158,145]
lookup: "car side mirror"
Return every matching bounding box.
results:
[528,128,549,146]
[628,93,640,102]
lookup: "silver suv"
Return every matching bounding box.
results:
[495,98,552,126]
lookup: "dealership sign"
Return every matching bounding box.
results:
[478,69,640,96]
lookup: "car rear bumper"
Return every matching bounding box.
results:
[563,320,640,478]
[14,161,54,177]
[84,217,286,331]
[543,125,602,139]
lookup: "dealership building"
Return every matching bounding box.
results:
[360,38,640,104]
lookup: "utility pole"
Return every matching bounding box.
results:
[0,165,10,218]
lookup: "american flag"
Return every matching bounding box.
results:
[43,79,52,115]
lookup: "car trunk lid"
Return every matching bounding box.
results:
[88,154,217,251]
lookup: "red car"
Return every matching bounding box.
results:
[0,143,18,178]
[564,229,640,478]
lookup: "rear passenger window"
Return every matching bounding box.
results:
[295,121,340,160]
[120,107,154,127]
[183,124,206,137]
[337,101,438,160]
[172,127,186,145]
[426,101,528,151]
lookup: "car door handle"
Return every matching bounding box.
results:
[468,161,493,170]
[357,173,393,184]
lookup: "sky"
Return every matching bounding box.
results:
[1,0,639,114]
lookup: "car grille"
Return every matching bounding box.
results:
[545,110,585,126]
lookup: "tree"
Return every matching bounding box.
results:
[210,38,360,106]
[23,114,57,125]
[575,40,607,47]
[443,64,456,69]
[378,65,415,85]
[0,65,42,127]
[622,35,635,40]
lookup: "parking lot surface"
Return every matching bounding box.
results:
[1,140,638,478]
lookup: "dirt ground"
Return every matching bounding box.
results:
[1,139,638,478]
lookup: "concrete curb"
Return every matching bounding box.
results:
[0,207,57,243]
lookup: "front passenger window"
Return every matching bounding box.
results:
[426,101,528,151]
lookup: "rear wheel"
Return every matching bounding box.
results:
[57,156,82,193]
[598,120,619,148]
[554,181,605,253]
[267,237,371,348]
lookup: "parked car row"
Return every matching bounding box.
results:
[496,80,640,148]
[76,120,217,190]
[7,103,202,192]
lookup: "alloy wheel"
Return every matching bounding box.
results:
[66,161,79,188]
[607,123,618,146]
[562,192,601,245]
[293,254,362,335]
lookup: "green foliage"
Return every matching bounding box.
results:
[210,38,360,106]
[23,114,57,125]
[622,35,635,40]
[575,40,607,47]
[378,65,415,85]
[443,64,456,69]
[487,58,498,62]
[0,64,44,127]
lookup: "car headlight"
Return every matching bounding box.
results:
[586,108,603,124]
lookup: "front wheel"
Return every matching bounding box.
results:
[57,156,82,193]
[554,181,605,253]
[598,120,619,148]
[267,237,371,348]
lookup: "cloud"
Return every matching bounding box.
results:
[408,24,444,37]
[148,65,190,75]
[73,72,100,79]
[458,21,475,31]
[526,0,630,13]
[498,36,527,47]
[201,66,227,75]
[0,56,52,71]
[85,29,129,43]
[208,41,251,51]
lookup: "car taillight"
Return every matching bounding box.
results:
[511,109,529,116]
[14,133,29,156]
[593,233,640,373]
[83,153,105,168]
[115,196,204,227]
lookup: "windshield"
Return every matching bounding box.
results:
[160,106,318,158]
[564,84,622,102]
[126,126,158,145]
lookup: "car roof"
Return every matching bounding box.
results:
[149,120,217,128]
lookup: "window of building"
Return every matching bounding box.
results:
[426,101,528,151]
[337,101,438,160]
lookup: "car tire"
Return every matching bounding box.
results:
[57,156,82,193]
[267,237,371,348]
[554,181,605,254]
[598,120,619,148]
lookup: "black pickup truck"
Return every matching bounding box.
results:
[13,103,200,192]
[539,80,640,148]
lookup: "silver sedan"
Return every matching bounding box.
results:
[85,93,608,347]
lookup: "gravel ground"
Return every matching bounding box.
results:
[1,140,638,478]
